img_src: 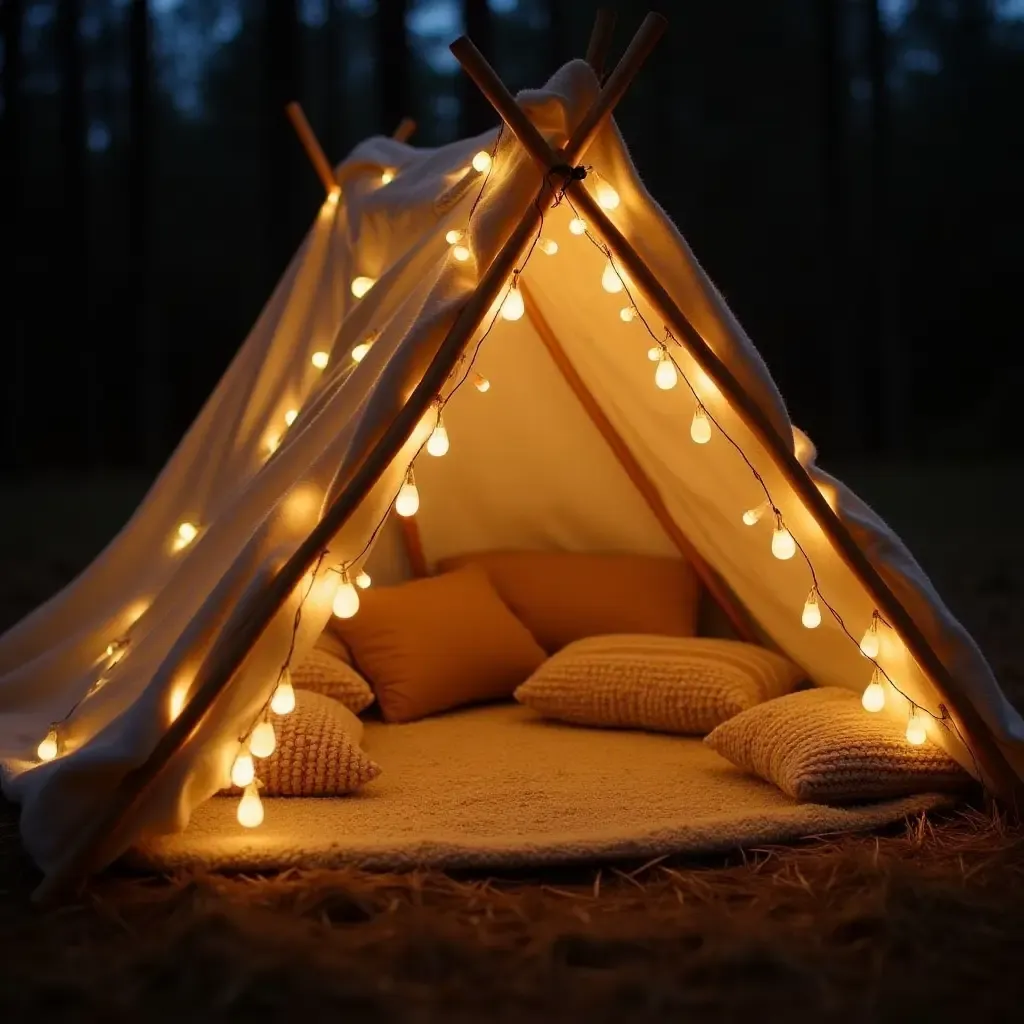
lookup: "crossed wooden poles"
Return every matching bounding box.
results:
[35,8,1019,904]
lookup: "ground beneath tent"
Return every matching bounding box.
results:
[133,704,951,873]
[2,463,1024,1021]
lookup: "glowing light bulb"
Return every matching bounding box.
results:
[472,150,492,173]
[646,346,662,362]
[311,350,329,370]
[500,286,525,321]
[862,671,887,712]
[380,169,394,185]
[905,708,928,745]
[351,276,375,298]
[539,238,558,255]
[355,570,372,589]
[802,588,821,629]
[596,182,620,210]
[270,673,296,715]
[473,373,490,393]
[427,416,449,456]
[655,353,677,390]
[332,574,361,619]
[860,616,880,659]
[771,522,797,560]
[690,405,712,444]
[266,434,281,454]
[231,749,255,787]
[396,471,419,517]
[250,720,276,759]
[351,340,373,363]
[237,783,264,828]
[177,522,198,545]
[601,262,624,293]
[326,188,340,205]
[452,244,471,262]
[36,727,58,762]
[742,500,770,526]
[569,217,586,236]
[621,306,636,322]
[446,229,463,244]
[284,409,298,426]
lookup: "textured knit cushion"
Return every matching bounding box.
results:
[292,646,375,714]
[228,690,379,797]
[515,635,805,734]
[330,564,547,723]
[705,686,971,803]
[435,551,699,653]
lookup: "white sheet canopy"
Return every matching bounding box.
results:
[2,60,1021,885]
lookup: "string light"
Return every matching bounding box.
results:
[249,719,276,759]
[380,169,394,185]
[332,571,361,619]
[472,150,492,173]
[36,726,58,762]
[621,306,636,322]
[801,587,822,629]
[862,668,886,712]
[231,746,255,787]
[326,187,340,205]
[647,346,662,361]
[906,706,928,745]
[539,238,558,255]
[771,517,797,560]
[176,522,198,546]
[284,409,298,426]
[445,229,462,244]
[453,244,471,262]
[500,281,525,321]
[355,570,372,589]
[311,351,329,370]
[473,372,490,393]
[601,261,624,293]
[655,350,677,390]
[596,181,621,210]
[742,500,770,526]
[236,782,264,828]
[569,217,587,235]
[351,276,375,298]
[395,469,420,517]
[270,670,296,715]
[426,413,450,456]
[351,339,374,363]
[266,434,281,455]
[690,404,711,444]
[860,613,881,659]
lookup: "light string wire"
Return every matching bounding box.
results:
[556,185,981,778]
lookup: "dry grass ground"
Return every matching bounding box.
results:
[1,463,1022,1022]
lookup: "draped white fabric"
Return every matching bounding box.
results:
[1,60,1020,881]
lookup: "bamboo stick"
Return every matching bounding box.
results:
[285,101,338,197]
[521,280,758,644]
[563,182,1021,802]
[392,117,417,143]
[32,15,663,907]
[585,9,618,80]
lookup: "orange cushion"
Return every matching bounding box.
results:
[435,551,699,653]
[329,564,547,723]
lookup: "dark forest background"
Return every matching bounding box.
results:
[1,0,1021,474]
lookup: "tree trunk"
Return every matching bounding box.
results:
[129,0,160,464]
[265,0,300,288]
[58,0,95,465]
[376,0,410,136]
[866,0,900,453]
[820,0,860,455]
[1,0,25,470]
[460,0,496,136]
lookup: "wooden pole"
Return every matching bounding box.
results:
[392,117,417,143]
[285,101,338,196]
[32,17,664,905]
[585,8,617,81]
[449,19,1021,801]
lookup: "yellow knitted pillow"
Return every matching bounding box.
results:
[291,646,375,714]
[515,635,805,735]
[230,690,381,797]
[705,687,970,803]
